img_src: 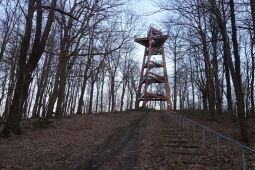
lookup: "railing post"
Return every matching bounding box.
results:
[202,129,205,146]
[216,136,219,161]
[241,148,246,170]
[187,122,189,133]
[193,125,196,138]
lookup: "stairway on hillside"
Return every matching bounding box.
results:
[157,112,255,169]
[158,113,214,169]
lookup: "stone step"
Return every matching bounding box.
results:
[163,128,177,130]
[161,130,179,133]
[170,150,203,155]
[164,134,181,138]
[161,124,173,126]
[160,121,172,123]
[162,133,180,136]
[161,127,176,129]
[165,144,198,148]
[168,140,188,144]
[161,130,177,133]
[172,160,209,165]
[163,135,186,138]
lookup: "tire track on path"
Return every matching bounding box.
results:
[75,112,149,170]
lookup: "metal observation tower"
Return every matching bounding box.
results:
[135,26,172,110]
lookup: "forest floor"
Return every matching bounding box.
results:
[1,111,255,169]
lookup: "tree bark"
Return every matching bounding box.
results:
[88,79,95,114]
[173,46,177,111]
[229,0,249,142]
[2,0,56,136]
[210,0,249,142]
[100,71,105,112]
[250,34,255,116]
[249,0,255,115]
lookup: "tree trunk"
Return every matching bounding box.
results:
[120,80,126,112]
[32,52,52,118]
[210,0,249,142]
[2,0,56,136]
[88,79,95,114]
[95,80,100,113]
[3,54,17,119]
[249,20,255,116]
[229,0,249,142]
[202,89,208,110]
[100,71,105,112]
[211,22,222,114]
[250,36,255,116]
[55,65,68,119]
[201,34,215,119]
[129,90,134,110]
[110,76,115,112]
[225,59,233,116]
[173,47,177,111]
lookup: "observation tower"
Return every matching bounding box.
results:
[135,26,172,110]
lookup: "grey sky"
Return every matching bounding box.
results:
[130,0,164,31]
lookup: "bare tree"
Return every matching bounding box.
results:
[2,0,57,136]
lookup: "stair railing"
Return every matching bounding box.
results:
[169,112,255,170]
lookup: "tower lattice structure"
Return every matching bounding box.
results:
[135,26,172,110]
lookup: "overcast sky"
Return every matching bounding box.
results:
[130,0,164,32]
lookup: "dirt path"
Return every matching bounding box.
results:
[55,111,214,169]
[73,112,148,170]
[0,112,146,170]
[69,111,213,169]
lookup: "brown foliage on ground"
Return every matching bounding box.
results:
[1,110,255,169]
[0,112,143,169]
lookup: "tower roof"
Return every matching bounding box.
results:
[148,27,163,36]
[134,26,168,47]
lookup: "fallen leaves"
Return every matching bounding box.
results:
[0,112,143,169]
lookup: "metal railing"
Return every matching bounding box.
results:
[169,112,255,170]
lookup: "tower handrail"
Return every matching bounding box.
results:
[170,111,255,169]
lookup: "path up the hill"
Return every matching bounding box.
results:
[68,111,215,169]
[1,111,254,169]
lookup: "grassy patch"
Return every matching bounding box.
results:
[176,109,233,120]
[127,106,157,112]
